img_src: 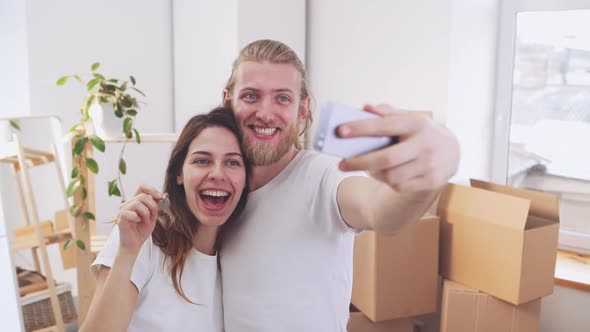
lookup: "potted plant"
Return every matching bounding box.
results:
[57,62,144,249]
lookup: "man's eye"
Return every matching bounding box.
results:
[243,93,258,101]
[277,95,291,103]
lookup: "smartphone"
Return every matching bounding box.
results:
[313,102,398,159]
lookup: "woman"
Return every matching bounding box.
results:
[81,106,249,332]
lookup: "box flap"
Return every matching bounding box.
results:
[437,183,531,229]
[470,179,559,222]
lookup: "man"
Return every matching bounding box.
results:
[219,39,460,331]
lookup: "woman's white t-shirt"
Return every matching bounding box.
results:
[90,226,223,332]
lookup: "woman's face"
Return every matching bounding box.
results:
[176,126,246,227]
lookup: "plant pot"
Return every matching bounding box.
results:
[89,102,121,138]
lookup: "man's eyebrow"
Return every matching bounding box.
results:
[239,87,294,94]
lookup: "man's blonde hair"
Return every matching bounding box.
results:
[225,39,312,148]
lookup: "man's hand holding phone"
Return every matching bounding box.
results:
[314,102,459,193]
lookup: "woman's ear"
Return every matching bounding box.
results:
[176,173,183,185]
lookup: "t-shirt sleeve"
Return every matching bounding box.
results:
[319,157,367,234]
[90,225,155,292]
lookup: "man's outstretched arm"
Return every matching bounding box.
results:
[335,104,459,233]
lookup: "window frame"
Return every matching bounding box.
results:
[492,0,590,254]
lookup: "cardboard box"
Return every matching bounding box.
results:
[348,312,414,332]
[352,215,439,321]
[440,279,541,332]
[437,179,559,305]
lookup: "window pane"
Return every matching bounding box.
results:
[508,10,590,239]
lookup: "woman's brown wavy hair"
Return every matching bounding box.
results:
[152,106,250,303]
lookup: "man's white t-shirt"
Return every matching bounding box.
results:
[91,226,223,332]
[220,150,361,331]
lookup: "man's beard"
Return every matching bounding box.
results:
[241,122,300,166]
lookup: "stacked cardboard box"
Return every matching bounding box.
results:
[348,312,413,332]
[436,179,560,331]
[351,215,440,328]
[441,280,541,332]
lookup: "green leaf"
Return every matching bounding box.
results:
[80,175,86,185]
[82,212,95,220]
[9,120,20,130]
[108,79,119,83]
[69,205,81,217]
[121,97,133,108]
[92,73,105,81]
[119,158,127,175]
[91,62,100,71]
[87,78,100,91]
[56,76,69,86]
[126,109,137,116]
[123,118,132,133]
[133,129,141,144]
[71,167,79,179]
[85,157,99,174]
[63,239,73,250]
[131,87,145,96]
[89,135,105,152]
[108,180,121,197]
[73,137,88,156]
[130,75,136,85]
[76,239,86,250]
[73,75,83,84]
[114,109,124,118]
[68,123,81,133]
[82,187,87,200]
[66,178,80,197]
[120,82,127,91]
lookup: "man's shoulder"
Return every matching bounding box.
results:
[297,150,341,169]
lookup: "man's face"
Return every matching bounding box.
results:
[225,61,309,166]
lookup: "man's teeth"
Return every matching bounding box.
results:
[253,127,277,136]
[201,190,229,197]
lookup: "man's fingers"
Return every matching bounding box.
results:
[362,104,403,116]
[340,138,421,172]
[337,113,426,139]
[372,159,428,188]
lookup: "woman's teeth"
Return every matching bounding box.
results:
[200,190,229,197]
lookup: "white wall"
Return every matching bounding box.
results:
[172,0,306,130]
[0,0,31,118]
[446,0,498,181]
[237,0,306,59]
[307,0,451,129]
[172,0,239,130]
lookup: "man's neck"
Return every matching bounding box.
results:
[250,146,299,191]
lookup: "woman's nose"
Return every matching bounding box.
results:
[208,163,226,181]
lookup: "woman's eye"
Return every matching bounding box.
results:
[194,159,210,165]
[226,160,241,167]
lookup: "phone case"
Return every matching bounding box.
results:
[313,102,397,159]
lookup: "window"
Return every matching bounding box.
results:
[493,1,590,254]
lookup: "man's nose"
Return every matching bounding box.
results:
[255,97,274,123]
